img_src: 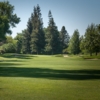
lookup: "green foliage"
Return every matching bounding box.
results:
[21,5,45,54]
[81,23,100,56]
[0,42,17,53]
[60,26,70,53]
[6,35,14,43]
[15,33,24,53]
[62,48,69,54]
[21,30,30,54]
[0,36,17,53]
[68,29,80,54]
[0,1,20,40]
[45,11,60,54]
[31,30,39,54]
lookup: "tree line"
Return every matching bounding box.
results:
[15,5,70,55]
[0,1,100,56]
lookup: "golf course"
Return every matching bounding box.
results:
[0,54,100,100]
[0,0,100,100]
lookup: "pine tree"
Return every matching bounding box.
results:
[45,10,60,54]
[36,5,45,53]
[30,6,39,54]
[26,18,33,53]
[30,5,45,54]
[21,14,33,54]
[21,30,30,54]
[60,26,70,53]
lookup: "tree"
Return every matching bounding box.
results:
[30,5,45,54]
[36,5,45,53]
[68,29,80,54]
[31,29,39,54]
[15,33,24,53]
[0,1,20,40]
[0,36,17,53]
[45,10,60,54]
[83,24,100,56]
[26,18,32,53]
[96,24,100,53]
[60,26,70,53]
[21,29,30,54]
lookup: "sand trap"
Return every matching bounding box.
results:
[63,55,69,57]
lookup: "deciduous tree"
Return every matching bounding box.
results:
[0,1,20,40]
[68,29,80,54]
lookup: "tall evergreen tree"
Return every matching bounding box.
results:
[21,14,33,54]
[60,26,70,53]
[68,29,80,54]
[30,5,45,54]
[21,30,30,54]
[36,5,45,53]
[30,6,40,54]
[45,10,60,54]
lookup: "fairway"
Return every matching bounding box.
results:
[0,54,100,100]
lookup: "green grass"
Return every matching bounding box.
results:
[0,54,100,100]
[82,54,100,59]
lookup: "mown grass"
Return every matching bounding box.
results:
[82,54,100,59]
[0,53,100,100]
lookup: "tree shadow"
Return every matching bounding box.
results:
[0,67,100,80]
[0,54,36,59]
[0,60,24,62]
[0,63,22,67]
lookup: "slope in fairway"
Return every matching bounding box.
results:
[0,54,100,100]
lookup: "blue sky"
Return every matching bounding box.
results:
[1,0,100,37]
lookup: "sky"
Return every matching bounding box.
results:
[1,0,100,37]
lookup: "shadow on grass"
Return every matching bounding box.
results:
[0,67,100,80]
[0,60,24,62]
[0,63,22,67]
[0,54,36,59]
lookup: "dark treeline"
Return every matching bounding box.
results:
[0,2,100,55]
[15,5,70,55]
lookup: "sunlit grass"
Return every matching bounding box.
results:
[0,54,100,100]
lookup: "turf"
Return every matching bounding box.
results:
[0,54,100,100]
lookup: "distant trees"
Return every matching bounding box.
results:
[80,24,100,56]
[0,1,20,40]
[0,3,100,56]
[60,26,70,53]
[68,29,80,54]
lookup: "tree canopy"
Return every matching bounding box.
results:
[80,24,100,56]
[0,1,20,40]
[68,29,80,54]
